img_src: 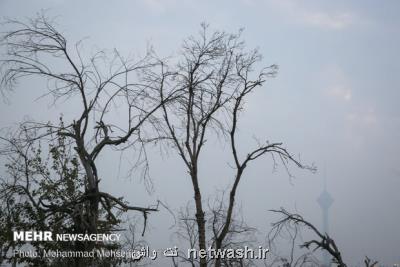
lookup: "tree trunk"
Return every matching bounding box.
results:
[214,240,222,267]
[76,142,100,265]
[191,167,207,267]
[214,170,243,267]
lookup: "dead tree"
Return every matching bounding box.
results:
[364,257,378,267]
[0,13,176,257]
[269,208,378,267]
[266,208,320,267]
[208,195,257,267]
[159,24,314,267]
[173,197,257,267]
[270,208,346,267]
[173,203,201,267]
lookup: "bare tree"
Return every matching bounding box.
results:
[0,13,176,262]
[266,208,320,267]
[364,257,378,267]
[173,196,257,267]
[120,217,151,267]
[269,208,378,267]
[159,24,314,267]
[208,195,257,267]
[173,203,200,267]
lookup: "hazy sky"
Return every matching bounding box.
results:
[1,0,400,266]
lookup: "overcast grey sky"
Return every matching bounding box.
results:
[1,0,400,266]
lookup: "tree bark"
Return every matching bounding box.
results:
[191,167,207,267]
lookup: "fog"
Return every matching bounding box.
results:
[1,0,399,266]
